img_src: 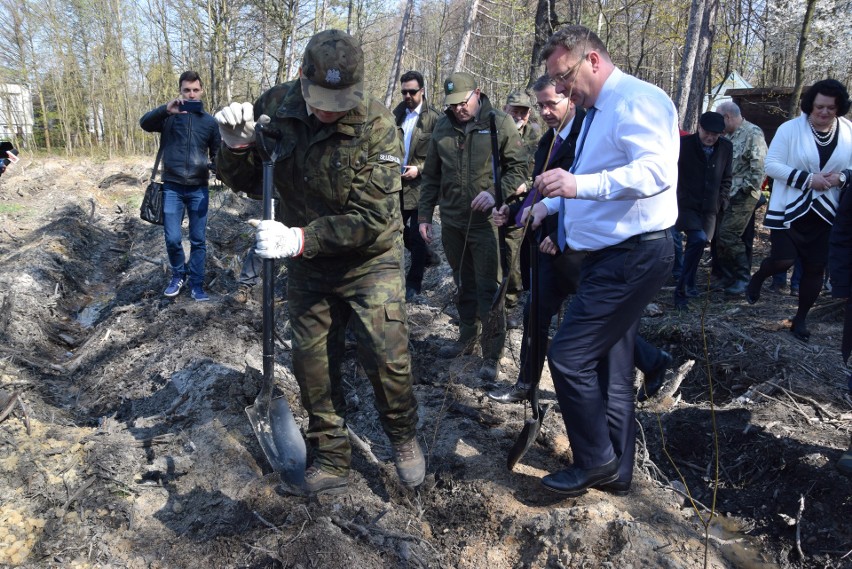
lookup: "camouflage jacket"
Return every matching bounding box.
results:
[216,79,404,266]
[726,119,767,199]
[393,98,441,210]
[418,94,527,230]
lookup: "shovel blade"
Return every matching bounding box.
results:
[246,396,306,487]
[507,404,548,471]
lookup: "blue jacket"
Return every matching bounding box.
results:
[140,105,221,186]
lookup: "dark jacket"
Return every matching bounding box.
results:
[675,133,733,237]
[140,105,220,187]
[830,171,852,299]
[393,98,441,210]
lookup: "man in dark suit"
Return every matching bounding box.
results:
[487,74,585,402]
[673,111,733,309]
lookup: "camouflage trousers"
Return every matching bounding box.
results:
[717,191,759,283]
[441,222,506,361]
[287,249,418,476]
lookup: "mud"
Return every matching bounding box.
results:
[0,157,850,568]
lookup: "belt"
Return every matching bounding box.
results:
[587,229,670,258]
[621,229,669,244]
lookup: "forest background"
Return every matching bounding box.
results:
[0,0,850,157]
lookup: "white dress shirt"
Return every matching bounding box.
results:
[543,67,680,251]
[401,102,422,167]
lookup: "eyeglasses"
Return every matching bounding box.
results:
[548,53,588,87]
[534,99,566,112]
[401,88,422,96]
[449,91,476,108]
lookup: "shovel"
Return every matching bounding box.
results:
[485,111,509,331]
[245,118,306,487]
[507,224,548,470]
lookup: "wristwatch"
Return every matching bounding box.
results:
[839,172,847,188]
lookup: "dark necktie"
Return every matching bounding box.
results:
[558,106,597,250]
[514,132,564,227]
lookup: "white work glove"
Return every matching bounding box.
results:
[251,219,304,259]
[215,102,256,149]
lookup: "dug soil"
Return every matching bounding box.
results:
[0,157,850,569]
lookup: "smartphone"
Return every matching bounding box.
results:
[182,100,203,113]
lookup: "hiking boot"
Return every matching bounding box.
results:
[164,276,185,297]
[724,280,748,295]
[190,285,209,302]
[234,284,251,304]
[438,340,474,358]
[393,438,425,487]
[304,465,349,494]
[478,359,499,381]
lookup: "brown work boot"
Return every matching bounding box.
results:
[393,437,425,487]
[233,284,251,304]
[303,465,349,495]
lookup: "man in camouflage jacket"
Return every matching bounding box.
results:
[215,30,424,495]
[715,101,768,295]
[418,72,527,382]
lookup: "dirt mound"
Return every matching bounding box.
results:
[0,157,850,568]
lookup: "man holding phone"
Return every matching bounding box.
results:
[140,71,220,301]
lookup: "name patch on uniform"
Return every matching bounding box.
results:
[379,154,402,165]
[477,129,492,134]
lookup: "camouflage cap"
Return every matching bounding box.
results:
[443,72,477,105]
[505,90,531,108]
[300,29,365,112]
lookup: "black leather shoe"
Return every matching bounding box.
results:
[595,480,631,496]
[541,458,619,496]
[790,317,810,342]
[724,280,748,295]
[745,277,761,304]
[637,350,672,402]
[487,383,529,404]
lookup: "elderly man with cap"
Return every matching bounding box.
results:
[673,111,733,309]
[214,29,424,495]
[419,72,527,382]
[502,90,541,325]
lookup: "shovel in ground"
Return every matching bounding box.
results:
[507,223,548,470]
[245,118,306,487]
[485,111,510,334]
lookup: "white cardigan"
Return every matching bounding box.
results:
[764,113,852,229]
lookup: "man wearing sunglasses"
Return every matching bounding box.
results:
[392,71,442,302]
[419,72,527,382]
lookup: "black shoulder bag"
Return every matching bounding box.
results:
[140,142,165,225]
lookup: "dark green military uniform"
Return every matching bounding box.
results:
[217,80,418,476]
[393,98,441,211]
[419,93,527,359]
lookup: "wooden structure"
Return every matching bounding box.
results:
[724,87,805,144]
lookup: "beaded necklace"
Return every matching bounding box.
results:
[808,117,837,147]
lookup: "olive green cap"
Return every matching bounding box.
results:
[443,72,477,105]
[505,90,531,108]
[300,29,365,112]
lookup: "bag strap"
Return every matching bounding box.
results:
[150,144,164,181]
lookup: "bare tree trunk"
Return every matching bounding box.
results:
[285,0,300,81]
[683,0,719,132]
[453,0,480,72]
[383,0,414,108]
[527,0,559,88]
[674,0,706,126]
[787,0,816,118]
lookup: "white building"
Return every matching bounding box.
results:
[0,83,35,145]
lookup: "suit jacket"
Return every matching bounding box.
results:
[393,97,441,210]
[675,133,733,238]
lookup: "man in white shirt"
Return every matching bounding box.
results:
[392,71,441,300]
[525,25,679,497]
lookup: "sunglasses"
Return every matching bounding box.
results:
[401,88,422,96]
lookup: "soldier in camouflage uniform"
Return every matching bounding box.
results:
[715,101,768,295]
[214,30,424,495]
[419,72,527,382]
[502,90,541,326]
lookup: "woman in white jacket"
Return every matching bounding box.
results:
[746,79,852,341]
